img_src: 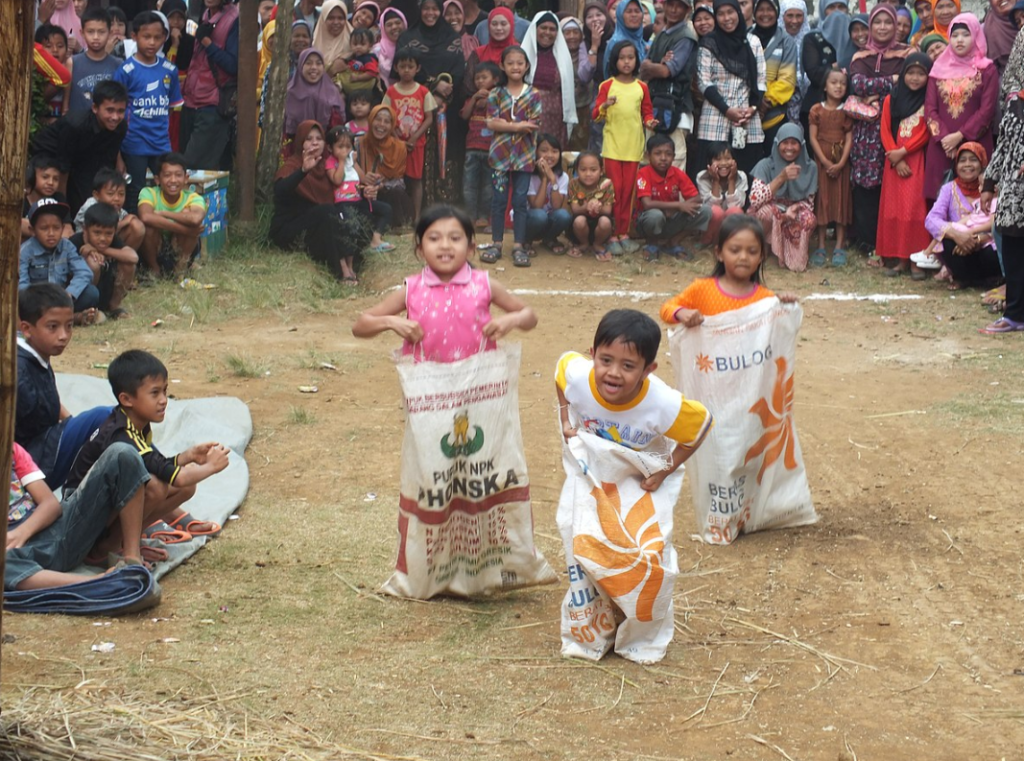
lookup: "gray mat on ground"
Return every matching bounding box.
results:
[57,373,252,581]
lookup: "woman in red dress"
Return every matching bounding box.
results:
[877,52,934,277]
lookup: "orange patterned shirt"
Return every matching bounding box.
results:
[660,277,775,323]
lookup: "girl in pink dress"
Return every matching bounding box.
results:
[352,205,537,361]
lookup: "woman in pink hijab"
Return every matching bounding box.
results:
[923,12,999,202]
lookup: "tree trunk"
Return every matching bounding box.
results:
[236,0,258,222]
[0,0,36,676]
[256,0,297,203]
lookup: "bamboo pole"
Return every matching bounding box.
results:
[0,0,36,680]
[256,0,296,201]
[235,0,258,221]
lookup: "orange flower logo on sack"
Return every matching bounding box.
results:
[695,354,713,373]
[744,358,798,484]
[573,483,664,621]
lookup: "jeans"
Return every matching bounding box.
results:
[121,153,163,214]
[491,170,531,244]
[525,208,572,244]
[463,150,493,221]
[5,443,150,590]
[73,285,100,313]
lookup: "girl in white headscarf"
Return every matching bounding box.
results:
[522,11,578,146]
[780,0,810,122]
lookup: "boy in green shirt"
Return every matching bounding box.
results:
[137,151,205,277]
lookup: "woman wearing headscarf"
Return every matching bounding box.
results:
[925,142,1001,290]
[1001,2,1024,99]
[395,0,467,206]
[290,20,314,77]
[256,19,276,151]
[923,12,998,203]
[463,7,516,96]
[271,120,371,283]
[696,0,767,174]
[313,0,354,81]
[930,0,962,40]
[818,0,854,68]
[797,25,838,137]
[374,8,408,87]
[749,123,818,271]
[578,0,615,151]
[752,0,797,154]
[357,104,414,227]
[846,13,870,66]
[522,11,577,146]
[983,0,1017,75]
[780,0,809,123]
[877,52,933,275]
[561,17,591,151]
[848,5,910,256]
[443,0,479,60]
[284,48,347,141]
[603,0,648,79]
[979,86,1024,333]
[920,32,948,60]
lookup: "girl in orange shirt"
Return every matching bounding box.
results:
[660,214,798,326]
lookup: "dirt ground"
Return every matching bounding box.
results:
[3,245,1024,760]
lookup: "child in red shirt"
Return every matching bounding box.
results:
[382,48,436,221]
[635,134,712,262]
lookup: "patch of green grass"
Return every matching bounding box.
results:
[225,353,270,378]
[288,406,316,425]
[931,392,1024,435]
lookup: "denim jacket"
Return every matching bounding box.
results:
[19,237,92,299]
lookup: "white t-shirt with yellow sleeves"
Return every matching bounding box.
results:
[555,351,713,451]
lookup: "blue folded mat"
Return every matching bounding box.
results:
[3,565,161,615]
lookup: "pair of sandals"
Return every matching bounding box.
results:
[810,248,847,267]
[643,244,690,262]
[481,244,533,267]
[144,513,222,545]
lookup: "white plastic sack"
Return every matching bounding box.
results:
[669,298,816,545]
[557,431,681,665]
[383,343,557,598]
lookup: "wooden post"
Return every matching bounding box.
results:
[235,0,258,222]
[0,0,35,667]
[256,0,296,201]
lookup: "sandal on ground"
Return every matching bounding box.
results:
[594,247,613,262]
[606,240,624,257]
[665,245,692,261]
[548,240,567,255]
[910,270,927,281]
[643,244,661,262]
[512,246,531,267]
[618,237,640,254]
[979,317,1024,334]
[106,307,130,320]
[988,300,1005,314]
[169,512,221,538]
[479,244,502,264]
[947,281,963,291]
[810,248,827,267]
[831,249,848,267]
[934,266,951,281]
[882,267,902,278]
[342,275,359,286]
[982,285,1007,306]
[866,254,884,269]
[567,246,584,258]
[143,521,192,544]
[368,242,396,253]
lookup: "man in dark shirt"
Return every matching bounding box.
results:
[30,79,128,216]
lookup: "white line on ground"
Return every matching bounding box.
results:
[805,293,922,302]
[509,289,924,303]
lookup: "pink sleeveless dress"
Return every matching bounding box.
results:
[402,263,496,363]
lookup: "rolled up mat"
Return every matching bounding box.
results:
[3,565,161,615]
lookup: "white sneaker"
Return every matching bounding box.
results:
[910,251,941,269]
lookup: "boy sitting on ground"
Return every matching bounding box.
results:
[15,284,114,488]
[635,134,712,262]
[64,349,228,544]
[137,152,206,278]
[22,156,74,241]
[19,198,102,325]
[70,202,138,320]
[74,168,146,252]
[6,440,155,591]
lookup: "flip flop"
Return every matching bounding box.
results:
[143,521,192,544]
[665,245,692,261]
[169,512,222,537]
[831,249,848,267]
[548,241,567,255]
[643,244,660,262]
[479,244,501,264]
[979,317,1024,334]
[367,242,396,253]
[810,248,827,267]
[567,246,583,259]
[594,248,613,262]
[982,285,1007,305]
[866,254,884,269]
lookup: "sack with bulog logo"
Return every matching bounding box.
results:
[556,431,682,665]
[382,343,557,598]
[668,299,816,545]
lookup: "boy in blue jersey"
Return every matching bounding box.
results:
[114,11,182,213]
